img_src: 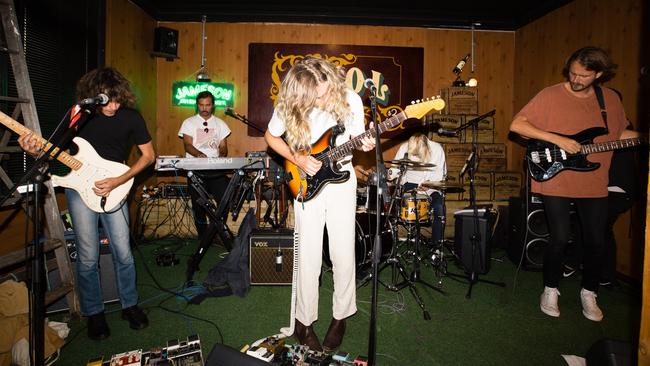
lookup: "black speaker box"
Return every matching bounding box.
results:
[454,209,495,274]
[206,343,269,366]
[508,195,581,270]
[249,229,294,285]
[46,233,119,313]
[586,338,634,366]
[154,27,179,56]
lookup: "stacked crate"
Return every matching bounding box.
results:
[424,87,522,238]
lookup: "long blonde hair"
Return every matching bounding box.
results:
[276,56,351,152]
[406,133,431,162]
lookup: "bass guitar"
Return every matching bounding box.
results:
[285,97,446,202]
[0,110,133,212]
[526,127,643,182]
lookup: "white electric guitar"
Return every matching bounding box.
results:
[0,110,133,212]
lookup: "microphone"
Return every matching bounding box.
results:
[224,106,236,118]
[78,93,109,106]
[437,128,459,137]
[364,78,377,94]
[460,151,475,177]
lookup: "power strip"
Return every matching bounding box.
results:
[162,183,188,198]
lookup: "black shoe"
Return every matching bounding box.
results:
[87,312,110,340]
[121,305,149,330]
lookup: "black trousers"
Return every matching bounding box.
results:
[188,173,229,238]
[541,195,607,291]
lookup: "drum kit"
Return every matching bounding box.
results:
[345,158,465,319]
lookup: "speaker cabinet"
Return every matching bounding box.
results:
[508,195,581,270]
[249,229,294,285]
[454,209,495,274]
[47,234,119,313]
[153,27,179,56]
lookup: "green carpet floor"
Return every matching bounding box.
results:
[51,236,641,365]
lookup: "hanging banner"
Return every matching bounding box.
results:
[247,43,424,137]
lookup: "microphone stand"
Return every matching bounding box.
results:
[367,85,387,366]
[3,104,93,366]
[224,108,265,134]
[453,109,505,298]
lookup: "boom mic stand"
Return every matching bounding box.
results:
[0,105,93,366]
[453,110,505,298]
[224,107,265,134]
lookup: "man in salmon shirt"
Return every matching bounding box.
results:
[509,47,639,322]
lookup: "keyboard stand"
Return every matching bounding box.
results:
[185,170,243,284]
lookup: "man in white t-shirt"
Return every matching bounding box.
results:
[178,91,231,237]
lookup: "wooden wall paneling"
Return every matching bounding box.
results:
[154,23,515,172]
[106,0,158,181]
[513,0,645,280]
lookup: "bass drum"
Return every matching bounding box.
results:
[322,212,394,271]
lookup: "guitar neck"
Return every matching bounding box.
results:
[581,138,643,154]
[0,110,81,170]
[325,111,407,161]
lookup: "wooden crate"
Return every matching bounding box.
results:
[440,87,479,115]
[461,129,494,143]
[493,172,523,201]
[461,172,492,187]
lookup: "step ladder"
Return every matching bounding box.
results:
[0,0,79,316]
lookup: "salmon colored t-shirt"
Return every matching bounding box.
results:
[515,83,627,198]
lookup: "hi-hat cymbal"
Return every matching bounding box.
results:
[420,181,465,193]
[386,159,435,168]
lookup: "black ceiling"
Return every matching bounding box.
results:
[131,0,574,31]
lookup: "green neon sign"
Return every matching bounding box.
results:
[172,81,234,107]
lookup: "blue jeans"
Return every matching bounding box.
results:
[66,189,138,316]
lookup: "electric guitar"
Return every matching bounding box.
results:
[526,127,643,182]
[0,110,133,212]
[285,97,446,202]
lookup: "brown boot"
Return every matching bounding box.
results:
[294,319,323,351]
[322,317,346,353]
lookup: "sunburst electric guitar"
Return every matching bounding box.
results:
[0,110,133,212]
[526,127,643,181]
[285,97,446,202]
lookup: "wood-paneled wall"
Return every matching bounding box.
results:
[153,23,515,166]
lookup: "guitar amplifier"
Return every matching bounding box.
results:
[249,229,295,285]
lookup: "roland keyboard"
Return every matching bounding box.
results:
[155,156,266,171]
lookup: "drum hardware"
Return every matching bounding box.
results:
[386,159,436,169]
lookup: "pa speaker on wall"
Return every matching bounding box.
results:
[154,27,179,56]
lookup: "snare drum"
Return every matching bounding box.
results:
[400,193,430,223]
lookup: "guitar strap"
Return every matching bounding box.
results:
[594,85,608,131]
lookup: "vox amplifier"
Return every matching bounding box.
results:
[249,229,294,285]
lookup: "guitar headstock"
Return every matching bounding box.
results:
[404,97,446,119]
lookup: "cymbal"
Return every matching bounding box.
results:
[420,181,465,193]
[386,159,435,168]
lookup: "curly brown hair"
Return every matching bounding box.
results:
[76,67,136,108]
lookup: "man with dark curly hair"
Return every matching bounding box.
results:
[18,67,155,340]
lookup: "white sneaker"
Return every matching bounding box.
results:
[540,286,560,317]
[580,288,604,321]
